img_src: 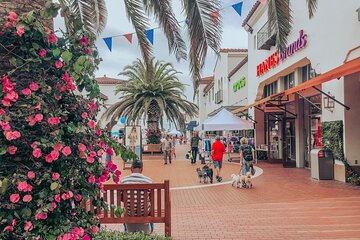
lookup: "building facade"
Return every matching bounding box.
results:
[233,0,360,176]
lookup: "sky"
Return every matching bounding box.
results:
[54,0,257,101]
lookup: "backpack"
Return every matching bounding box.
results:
[242,145,253,161]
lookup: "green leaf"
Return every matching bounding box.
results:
[53,48,61,58]
[21,208,32,218]
[46,235,57,240]
[76,56,87,65]
[50,182,58,191]
[61,51,73,64]
[0,178,9,195]
[9,57,17,67]
[32,42,40,50]
[115,207,125,217]
[0,147,7,156]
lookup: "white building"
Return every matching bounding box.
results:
[232,0,360,177]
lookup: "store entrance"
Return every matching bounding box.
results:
[283,118,296,167]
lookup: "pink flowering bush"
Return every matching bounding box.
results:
[0,10,121,239]
[145,129,162,144]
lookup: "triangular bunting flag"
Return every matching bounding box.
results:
[146,29,154,45]
[185,19,189,26]
[124,33,133,43]
[210,11,220,25]
[232,2,243,16]
[258,0,267,4]
[103,37,112,51]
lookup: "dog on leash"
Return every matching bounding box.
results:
[245,172,253,188]
[196,168,209,183]
[231,174,241,188]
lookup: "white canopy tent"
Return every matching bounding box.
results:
[167,129,182,135]
[202,108,254,131]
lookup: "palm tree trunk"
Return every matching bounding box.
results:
[147,101,160,130]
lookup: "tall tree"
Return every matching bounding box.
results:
[101,58,198,131]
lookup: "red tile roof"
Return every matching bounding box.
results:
[228,56,248,79]
[220,48,248,53]
[199,76,214,84]
[96,76,126,84]
[242,1,261,27]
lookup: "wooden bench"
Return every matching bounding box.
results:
[84,180,171,237]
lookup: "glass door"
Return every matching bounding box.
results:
[283,118,296,167]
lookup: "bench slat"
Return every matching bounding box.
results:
[157,188,161,217]
[144,190,149,217]
[110,190,115,218]
[137,190,141,217]
[130,190,135,217]
[100,217,165,224]
[150,189,155,217]
[104,183,165,190]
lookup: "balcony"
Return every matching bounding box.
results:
[257,21,276,50]
[215,90,223,104]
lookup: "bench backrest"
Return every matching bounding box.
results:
[84,180,171,236]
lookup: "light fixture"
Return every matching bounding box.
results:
[246,24,253,34]
[323,92,335,112]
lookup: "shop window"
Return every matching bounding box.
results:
[301,64,312,82]
[264,81,278,97]
[284,72,295,90]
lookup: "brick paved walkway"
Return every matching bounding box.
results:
[108,144,360,240]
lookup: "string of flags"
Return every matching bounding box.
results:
[102,0,267,52]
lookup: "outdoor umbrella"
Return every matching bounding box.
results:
[202,108,253,131]
[168,129,182,135]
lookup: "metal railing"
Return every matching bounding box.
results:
[257,21,276,50]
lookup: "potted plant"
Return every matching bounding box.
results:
[144,129,162,154]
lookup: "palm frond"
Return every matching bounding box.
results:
[268,0,292,52]
[61,0,107,35]
[143,0,187,61]
[306,0,318,18]
[182,0,222,89]
[123,0,152,72]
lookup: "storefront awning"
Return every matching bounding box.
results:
[233,56,360,114]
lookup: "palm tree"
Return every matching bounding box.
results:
[268,0,318,52]
[101,58,198,131]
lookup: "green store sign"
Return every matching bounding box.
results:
[233,77,246,92]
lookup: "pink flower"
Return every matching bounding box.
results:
[52,172,60,181]
[114,176,120,184]
[81,112,88,119]
[0,109,5,115]
[27,171,35,179]
[55,61,63,69]
[31,142,39,149]
[23,194,32,202]
[8,146,17,155]
[0,121,10,131]
[88,175,95,183]
[86,157,94,163]
[82,234,91,240]
[3,226,14,232]
[48,117,60,125]
[53,143,64,151]
[90,151,97,157]
[50,150,59,161]
[91,226,98,234]
[72,227,85,237]
[4,131,21,141]
[106,148,114,156]
[10,194,20,203]
[45,154,53,163]
[7,12,17,21]
[62,146,72,156]
[79,36,88,46]
[78,143,86,152]
[29,82,39,91]
[54,194,61,203]
[48,34,58,44]
[95,129,102,136]
[87,47,92,55]
[44,27,51,34]
[97,149,104,156]
[21,88,32,95]
[39,48,46,58]
[51,201,57,209]
[98,141,105,148]
[35,212,47,220]
[24,221,33,231]
[61,191,73,200]
[16,26,25,37]
[17,181,28,192]
[25,184,32,192]
[115,170,122,176]
[2,99,11,107]
[11,219,16,226]
[3,21,15,28]
[32,148,42,158]
[35,114,43,122]
[75,194,82,202]
[87,120,95,129]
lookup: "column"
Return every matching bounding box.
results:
[295,94,305,168]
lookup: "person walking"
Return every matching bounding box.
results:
[239,137,255,177]
[190,131,201,164]
[162,135,172,164]
[171,135,177,160]
[211,135,226,182]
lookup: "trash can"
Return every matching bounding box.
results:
[310,149,334,180]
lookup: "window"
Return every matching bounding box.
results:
[301,64,312,82]
[264,81,278,97]
[208,92,210,102]
[253,35,257,49]
[284,72,295,90]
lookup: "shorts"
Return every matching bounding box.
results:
[213,160,222,169]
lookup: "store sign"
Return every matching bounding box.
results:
[233,77,246,92]
[256,30,308,77]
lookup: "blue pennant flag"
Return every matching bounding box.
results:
[146,29,154,45]
[232,2,243,16]
[185,19,189,26]
[103,37,112,51]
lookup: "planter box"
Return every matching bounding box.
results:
[143,144,162,155]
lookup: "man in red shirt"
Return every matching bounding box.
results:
[211,136,226,182]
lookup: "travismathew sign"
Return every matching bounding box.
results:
[256,30,308,77]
